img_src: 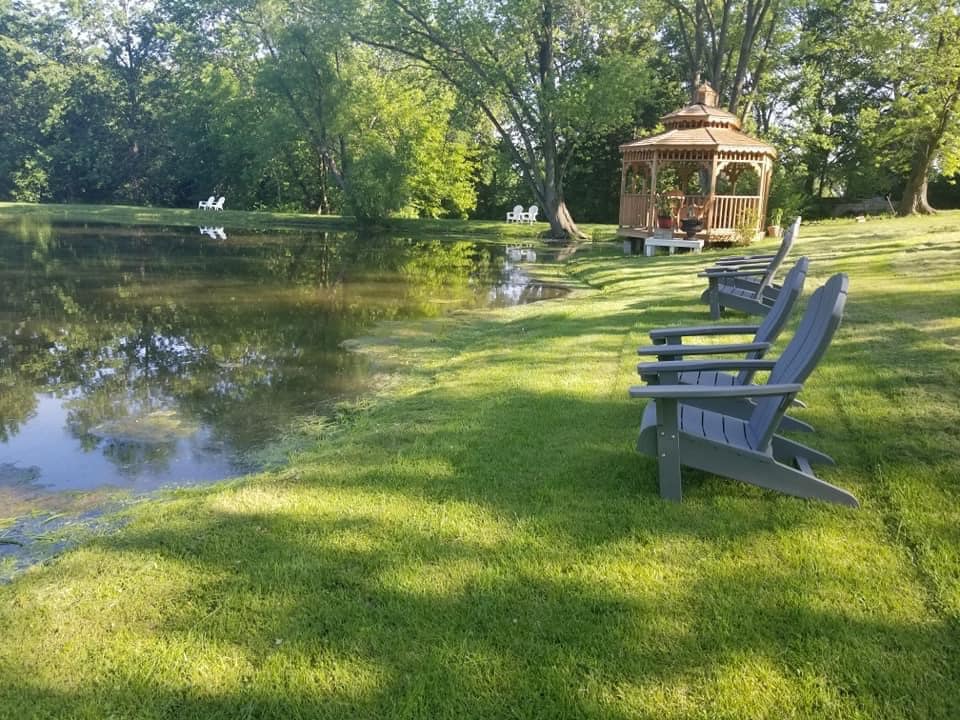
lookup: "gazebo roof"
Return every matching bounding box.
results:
[661,103,743,129]
[619,126,776,157]
[620,82,776,158]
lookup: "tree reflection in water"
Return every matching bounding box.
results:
[0,220,562,494]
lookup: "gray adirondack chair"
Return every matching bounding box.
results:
[699,217,801,319]
[636,258,811,432]
[629,273,858,507]
[707,216,802,270]
[713,216,802,299]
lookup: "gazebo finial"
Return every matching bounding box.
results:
[694,82,718,107]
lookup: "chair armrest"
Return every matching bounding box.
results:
[713,254,775,264]
[703,260,770,271]
[629,383,803,400]
[698,269,769,279]
[648,324,760,341]
[637,341,770,358]
[637,358,777,375]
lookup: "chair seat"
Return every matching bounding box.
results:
[716,280,758,300]
[677,370,736,387]
[641,400,759,452]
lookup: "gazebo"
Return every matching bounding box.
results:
[617,83,776,243]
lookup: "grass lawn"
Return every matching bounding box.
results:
[1,210,959,718]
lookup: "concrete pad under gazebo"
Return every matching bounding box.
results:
[617,83,776,245]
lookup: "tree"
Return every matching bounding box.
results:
[660,0,782,113]
[358,0,646,238]
[0,0,71,201]
[877,2,960,214]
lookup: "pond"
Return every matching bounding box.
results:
[0,218,565,570]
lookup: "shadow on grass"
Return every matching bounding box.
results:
[2,478,955,718]
[3,373,958,716]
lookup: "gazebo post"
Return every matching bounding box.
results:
[759,160,772,231]
[649,153,659,232]
[619,161,628,226]
[707,153,719,235]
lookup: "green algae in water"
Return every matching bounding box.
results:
[90,409,199,445]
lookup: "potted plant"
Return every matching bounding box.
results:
[656,195,674,229]
[679,204,704,238]
[766,208,784,237]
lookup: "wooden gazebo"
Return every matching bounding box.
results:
[618,83,776,242]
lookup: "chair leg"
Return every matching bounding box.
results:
[708,278,722,320]
[755,462,858,507]
[655,399,682,501]
[701,449,857,507]
[771,435,836,466]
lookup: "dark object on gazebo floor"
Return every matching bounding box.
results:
[681,217,703,238]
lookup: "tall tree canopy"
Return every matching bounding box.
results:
[357,0,651,237]
[863,0,960,214]
[0,0,958,220]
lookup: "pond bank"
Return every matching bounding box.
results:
[0,212,589,579]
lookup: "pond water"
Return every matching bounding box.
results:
[0,218,564,563]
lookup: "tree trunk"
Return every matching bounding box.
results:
[899,74,960,215]
[537,175,585,239]
[541,197,583,239]
[899,154,936,215]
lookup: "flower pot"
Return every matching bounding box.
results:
[657,215,673,229]
[766,225,782,238]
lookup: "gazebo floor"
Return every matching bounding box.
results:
[617,226,736,242]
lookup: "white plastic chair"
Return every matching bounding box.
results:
[506,204,524,222]
[211,197,225,211]
[526,205,539,224]
[198,195,215,210]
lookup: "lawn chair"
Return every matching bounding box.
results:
[211,196,225,211]
[629,273,857,507]
[198,195,215,210]
[526,205,539,224]
[698,217,800,319]
[506,205,524,223]
[636,258,811,432]
[709,217,801,269]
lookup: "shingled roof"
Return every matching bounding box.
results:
[620,83,776,157]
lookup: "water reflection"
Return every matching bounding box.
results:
[0,219,565,500]
[199,226,227,240]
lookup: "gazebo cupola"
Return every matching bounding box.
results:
[617,82,777,242]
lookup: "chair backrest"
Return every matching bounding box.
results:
[735,256,809,385]
[214,197,225,209]
[513,204,524,214]
[746,272,848,450]
[528,205,538,221]
[753,216,801,299]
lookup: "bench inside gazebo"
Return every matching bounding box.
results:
[617,83,776,245]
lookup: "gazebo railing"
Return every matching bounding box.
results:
[711,195,762,230]
[619,193,651,227]
[620,192,764,235]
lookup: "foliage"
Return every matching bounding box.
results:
[336,62,478,220]
[357,0,656,236]
[733,206,760,244]
[1,0,960,220]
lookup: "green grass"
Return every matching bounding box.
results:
[0,201,619,242]
[1,211,959,718]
